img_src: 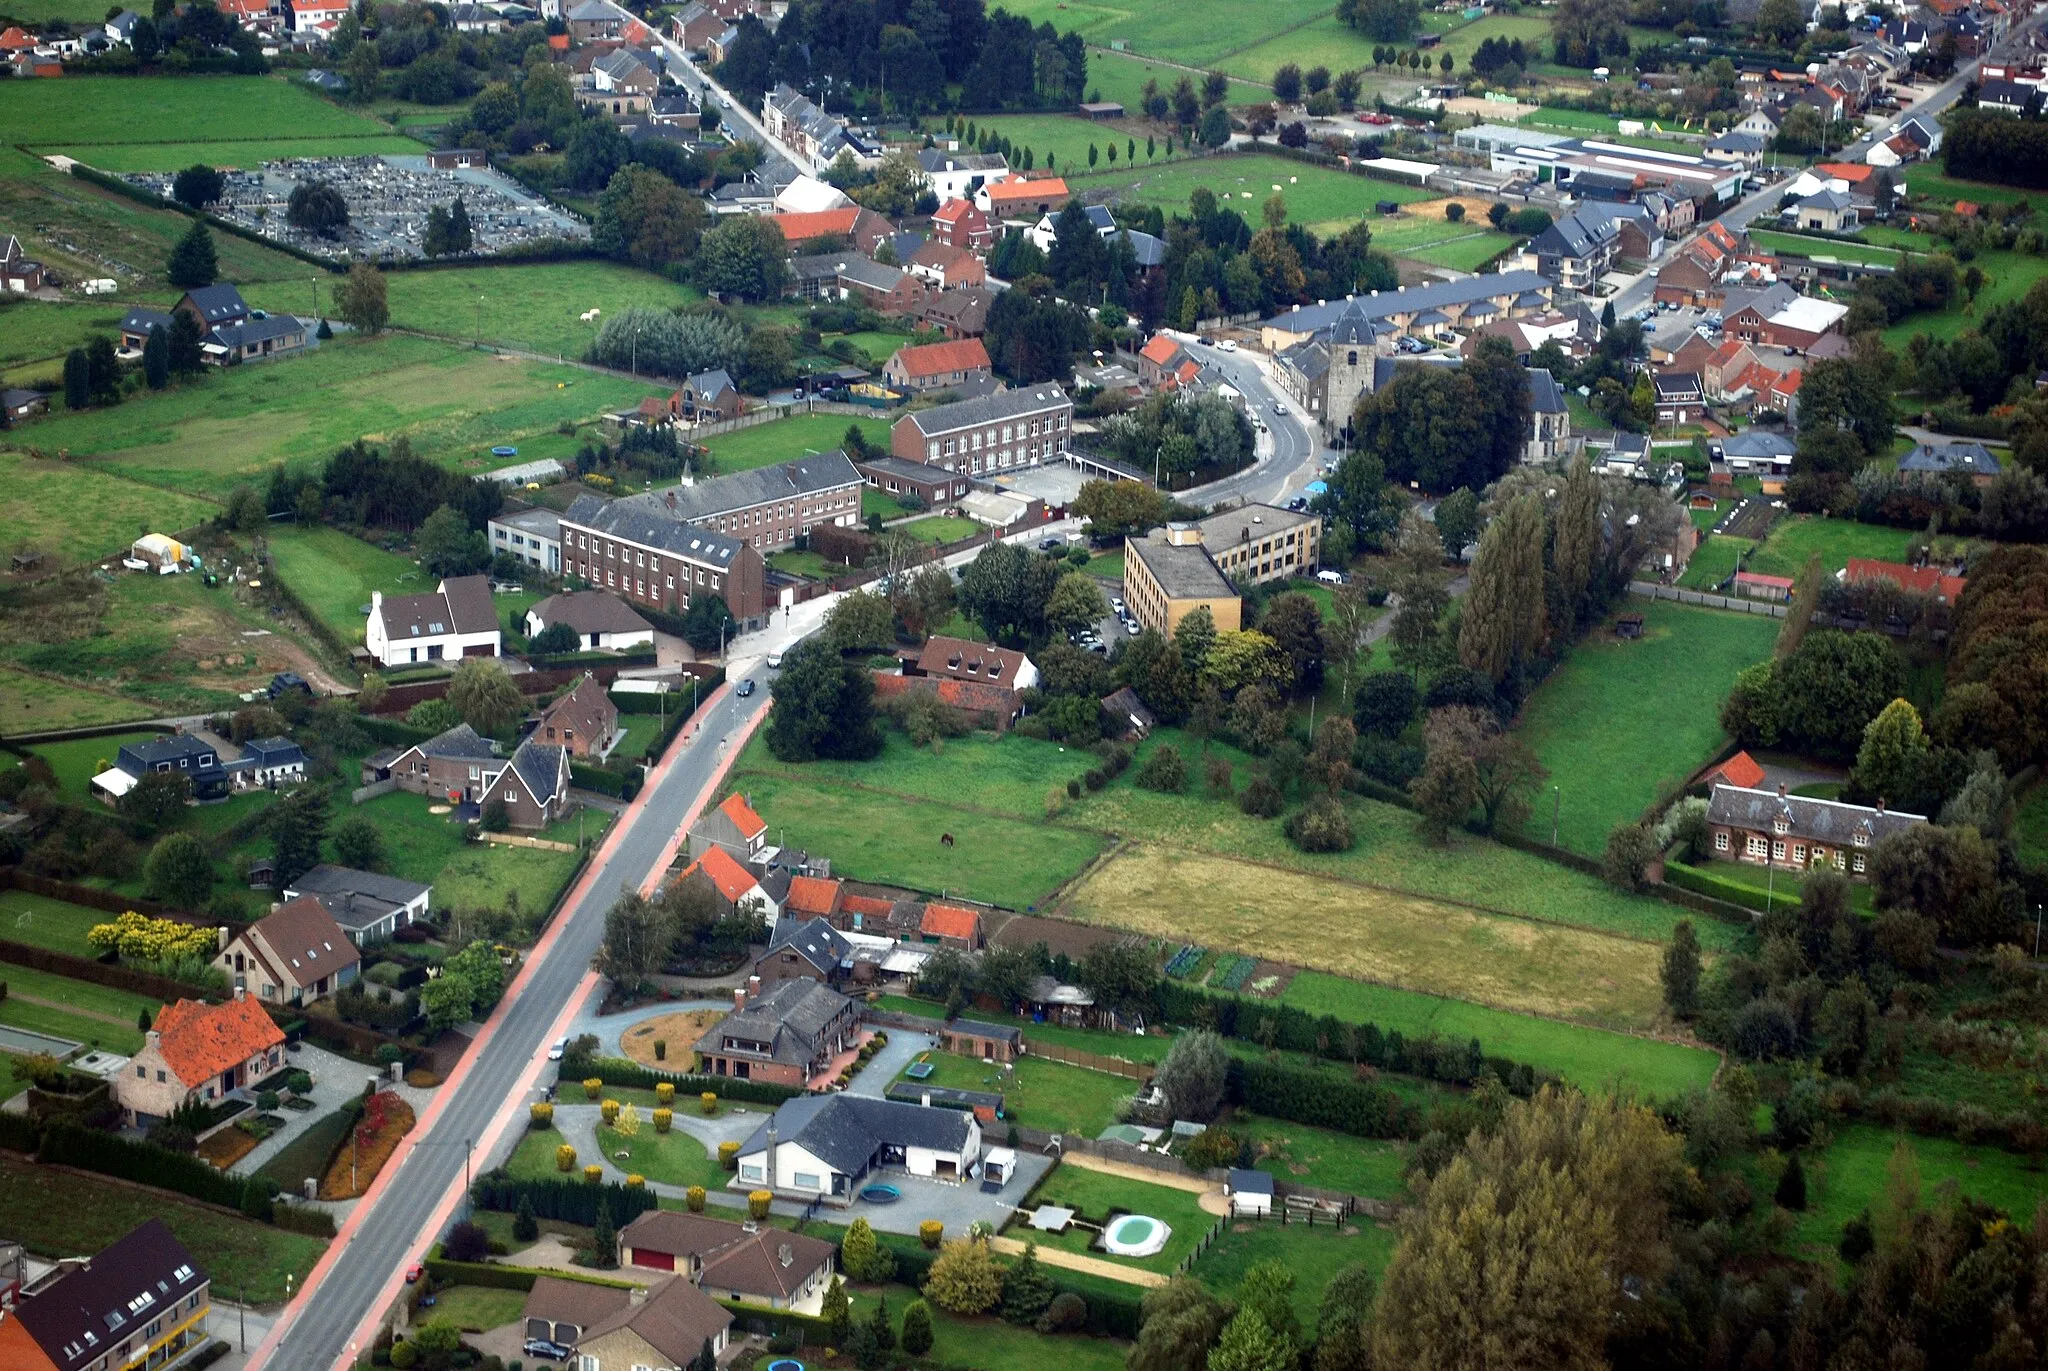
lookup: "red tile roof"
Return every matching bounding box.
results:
[987,177,1068,204]
[1846,558,1967,602]
[842,893,895,918]
[1140,334,1181,366]
[932,198,979,225]
[771,208,861,243]
[717,792,767,840]
[152,995,285,1090]
[921,903,981,942]
[0,25,34,46]
[870,673,1020,719]
[1705,750,1767,790]
[681,846,759,903]
[892,337,991,379]
[915,635,1031,685]
[1734,572,1795,590]
[785,875,844,917]
[1817,162,1876,182]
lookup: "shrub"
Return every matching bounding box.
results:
[653,1108,672,1134]
[919,1219,944,1249]
[901,1300,935,1357]
[555,1145,576,1173]
[652,1040,665,1061]
[1084,768,1107,791]
[1039,1291,1088,1334]
[601,1099,621,1125]
[1067,778,1082,798]
[529,1102,553,1129]
[1284,794,1354,852]
[583,1164,603,1184]
[625,1174,644,1189]
[718,1141,739,1170]
[583,1078,603,1100]
[390,1340,418,1369]
[923,1237,1001,1314]
[656,1082,675,1106]
[513,1196,539,1243]
[443,1221,489,1262]
[1240,775,1284,818]
[701,1091,718,1115]
[686,1185,706,1212]
[749,1189,773,1219]
[1135,745,1187,793]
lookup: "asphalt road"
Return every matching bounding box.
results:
[259,683,766,1371]
[613,0,808,179]
[1175,338,1331,506]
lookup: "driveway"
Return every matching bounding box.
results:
[557,997,735,1059]
[231,1044,403,1185]
[844,1031,934,1100]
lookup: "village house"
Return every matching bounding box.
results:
[1899,440,2001,487]
[0,1221,211,1371]
[1845,556,1969,604]
[385,721,502,803]
[770,206,893,256]
[213,895,360,1006]
[918,286,993,340]
[238,735,307,789]
[92,733,233,805]
[690,792,767,862]
[531,674,621,760]
[888,385,1072,474]
[1,386,48,420]
[693,977,861,1087]
[1,233,45,293]
[525,590,654,653]
[617,1211,838,1312]
[929,196,994,252]
[676,845,779,921]
[755,914,854,987]
[1522,209,1621,293]
[908,635,1039,692]
[917,149,1009,200]
[489,506,563,574]
[882,337,993,393]
[1791,187,1860,233]
[520,1273,732,1371]
[919,901,983,950]
[364,575,501,667]
[736,1093,984,1202]
[905,238,986,290]
[281,865,432,944]
[475,736,573,830]
[675,367,743,422]
[980,176,1069,220]
[1706,782,1925,878]
[852,454,971,510]
[113,992,285,1126]
[1653,370,1706,425]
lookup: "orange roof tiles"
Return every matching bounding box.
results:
[987,177,1068,203]
[152,995,285,1089]
[921,902,980,942]
[1140,334,1181,366]
[682,846,759,903]
[1847,558,1967,602]
[893,337,990,379]
[771,208,861,242]
[1817,162,1876,182]
[786,875,844,916]
[842,893,894,918]
[1706,750,1767,789]
[717,792,766,840]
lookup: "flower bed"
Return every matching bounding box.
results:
[318,1092,416,1200]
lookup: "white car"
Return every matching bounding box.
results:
[1219,339,1238,352]
[1317,569,1345,585]
[1271,402,1288,415]
[766,652,784,669]
[547,1037,566,1061]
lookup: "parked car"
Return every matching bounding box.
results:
[1317,569,1346,584]
[547,1037,566,1061]
[524,1338,572,1361]
[267,672,311,698]
[1219,339,1239,352]
[766,652,783,669]
[1271,401,1287,414]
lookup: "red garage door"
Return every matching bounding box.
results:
[632,1248,675,1271]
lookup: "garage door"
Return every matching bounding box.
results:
[632,1248,675,1271]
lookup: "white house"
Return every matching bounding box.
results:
[237,736,306,789]
[734,1094,982,1205]
[488,507,562,574]
[364,574,502,667]
[524,590,655,652]
[916,148,1010,201]
[1027,203,1115,253]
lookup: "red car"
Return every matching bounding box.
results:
[405,1264,423,1284]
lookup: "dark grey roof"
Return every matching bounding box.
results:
[2,387,47,408]
[699,978,854,1068]
[830,255,904,291]
[530,590,653,635]
[1707,783,1925,846]
[1609,431,1650,460]
[506,737,566,804]
[1797,187,1856,212]
[1899,441,2000,475]
[284,864,431,929]
[1411,309,1450,326]
[1708,130,1769,153]
[242,736,305,767]
[1527,367,1565,414]
[375,575,497,640]
[1124,229,1165,267]
[121,307,173,334]
[182,283,248,325]
[118,734,220,774]
[12,1220,207,1371]
[1329,296,1383,346]
[1227,1167,1274,1195]
[563,493,745,568]
[856,453,957,484]
[1279,338,1329,381]
[738,1093,974,1175]
[1516,292,1549,308]
[608,451,860,530]
[1721,282,1799,319]
[768,915,852,973]
[947,1017,1022,1044]
[1654,371,1703,398]
[1266,272,1552,334]
[1530,209,1618,261]
[414,722,499,762]
[1129,534,1234,600]
[209,314,302,350]
[902,384,1069,436]
[1721,430,1796,460]
[1977,78,2033,106]
[1371,354,1458,391]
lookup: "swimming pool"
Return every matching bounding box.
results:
[1101,1213,1171,1258]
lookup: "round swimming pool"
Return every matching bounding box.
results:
[859,1183,902,1204]
[767,1360,806,1371]
[1101,1213,1171,1257]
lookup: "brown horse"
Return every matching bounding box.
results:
[940,833,955,848]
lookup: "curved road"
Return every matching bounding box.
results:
[1175,337,1331,506]
[258,681,767,1370]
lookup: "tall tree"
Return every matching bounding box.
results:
[1551,456,1599,624]
[165,220,218,289]
[1661,919,1701,1019]
[143,323,170,391]
[593,887,676,984]
[766,639,884,763]
[1458,493,1546,683]
[448,657,525,735]
[336,262,389,334]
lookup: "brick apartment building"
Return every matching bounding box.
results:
[889,385,1072,476]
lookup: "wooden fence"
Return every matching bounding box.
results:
[1020,1037,1151,1082]
[1628,581,1791,617]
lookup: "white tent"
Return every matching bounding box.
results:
[774,174,851,214]
[91,768,138,800]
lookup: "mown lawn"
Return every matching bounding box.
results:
[53,136,430,172]
[0,450,219,570]
[18,333,666,503]
[1781,1125,2048,1264]
[0,1154,326,1302]
[1281,972,1720,1097]
[426,1284,527,1334]
[1230,1111,1410,1201]
[894,1049,1133,1136]
[1072,153,1432,225]
[266,525,432,647]
[0,890,115,957]
[1514,601,1777,855]
[1083,50,1271,107]
[257,1107,356,1190]
[27,731,166,796]
[841,1282,1131,1371]
[587,1117,734,1193]
[0,74,393,145]
[1741,515,1917,581]
[1747,230,1901,269]
[898,516,982,545]
[1021,1164,1214,1274]
[701,413,893,475]
[1192,1217,1396,1329]
[1881,247,2048,347]
[1677,534,1753,590]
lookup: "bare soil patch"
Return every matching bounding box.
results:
[621,1009,724,1070]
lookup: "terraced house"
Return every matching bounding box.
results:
[888,385,1073,475]
[0,1221,210,1371]
[560,496,769,626]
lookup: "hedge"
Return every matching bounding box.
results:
[559,1055,802,1106]
[570,762,638,801]
[0,1111,40,1154]
[470,1172,659,1227]
[1662,862,1780,914]
[39,1120,275,1214]
[1229,1057,1421,1141]
[425,1257,537,1291]
[357,716,438,750]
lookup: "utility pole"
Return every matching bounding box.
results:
[1550,786,1560,846]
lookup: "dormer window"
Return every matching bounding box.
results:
[1853,830,1869,847]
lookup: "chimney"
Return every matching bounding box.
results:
[371,591,382,611]
[778,1243,793,1268]
[628,1285,648,1307]
[234,986,246,1001]
[146,1030,160,1048]
[1876,798,1886,815]
[1776,782,1788,798]
[749,975,761,997]
[733,984,747,1010]
[217,926,230,952]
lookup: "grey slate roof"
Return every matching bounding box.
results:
[118,734,221,775]
[1654,371,1704,399]
[563,493,746,569]
[1797,187,1856,212]
[1529,209,1619,261]
[1708,130,1769,153]
[182,283,248,325]
[1278,338,1329,381]
[768,914,852,974]
[11,1220,207,1371]
[415,722,500,762]
[1125,229,1165,268]
[738,1093,974,1175]
[1708,783,1925,846]
[284,864,432,930]
[121,307,173,335]
[1722,282,1800,320]
[495,506,562,539]
[684,367,737,399]
[1228,1167,1274,1195]
[948,1017,1022,1045]
[209,314,302,350]
[529,589,652,635]
[1266,271,1552,334]
[506,736,566,804]
[1527,367,1565,414]
[617,451,860,528]
[1721,430,1796,460]
[376,574,497,641]
[1899,441,2001,476]
[901,384,1069,436]
[1328,296,1384,346]
[698,978,854,1068]
[242,736,305,768]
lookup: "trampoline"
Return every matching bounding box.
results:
[1101,1214,1171,1258]
[491,445,518,457]
[768,1361,806,1371]
[904,1060,935,1080]
[859,1183,902,1204]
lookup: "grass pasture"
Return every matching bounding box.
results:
[1747,230,1902,269]
[969,114,1189,183]
[0,75,393,148]
[0,449,218,569]
[1084,50,1273,107]
[1785,1125,2048,1264]
[993,0,1332,69]
[53,136,431,173]
[1074,153,1431,225]
[1061,844,1671,1031]
[1514,601,1776,855]
[894,1049,1131,1136]
[266,525,431,647]
[12,333,667,503]
[1880,246,2048,347]
[1192,1217,1398,1325]
[251,262,704,361]
[1282,971,1720,1096]
[0,300,135,373]
[0,667,158,735]
[1740,514,1918,581]
[700,413,894,476]
[0,890,117,958]
[1352,199,1518,270]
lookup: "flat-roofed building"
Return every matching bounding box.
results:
[1123,526,1244,636]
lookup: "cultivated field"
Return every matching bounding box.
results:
[0,450,218,567]
[250,262,705,361]
[1075,152,1432,225]
[6,333,668,502]
[1061,844,1671,1031]
[266,525,433,647]
[1514,601,1776,855]
[700,413,894,475]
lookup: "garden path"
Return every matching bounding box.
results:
[987,1234,1166,1287]
[1058,1149,1213,1195]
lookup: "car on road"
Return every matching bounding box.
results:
[766,652,783,669]
[1219,339,1239,352]
[547,1037,566,1061]
[736,679,755,697]
[1271,401,1287,414]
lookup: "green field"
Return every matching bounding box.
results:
[0,962,164,1054]
[252,262,705,361]
[1023,1164,1214,1273]
[1677,534,1752,590]
[1747,230,1902,270]
[1231,1111,1409,1200]
[895,1049,1133,1136]
[1360,213,1518,270]
[0,1154,325,1302]
[899,515,982,545]
[1901,168,2032,210]
[1192,1218,1397,1327]
[701,413,894,475]
[1784,1125,2048,1264]
[1073,153,1433,225]
[994,0,1334,69]
[972,113,1196,182]
[843,1283,1130,1371]
[1084,50,1273,106]
[0,667,159,735]
[0,75,395,148]
[1515,601,1776,855]
[0,146,313,294]
[54,136,432,172]
[2018,779,2048,872]
[1741,514,1917,581]
[0,0,112,21]
[1881,247,2048,347]
[1281,971,1721,1097]
[25,731,165,796]
[0,890,115,958]
[0,300,136,372]
[7,332,667,503]
[0,449,220,569]
[267,525,432,647]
